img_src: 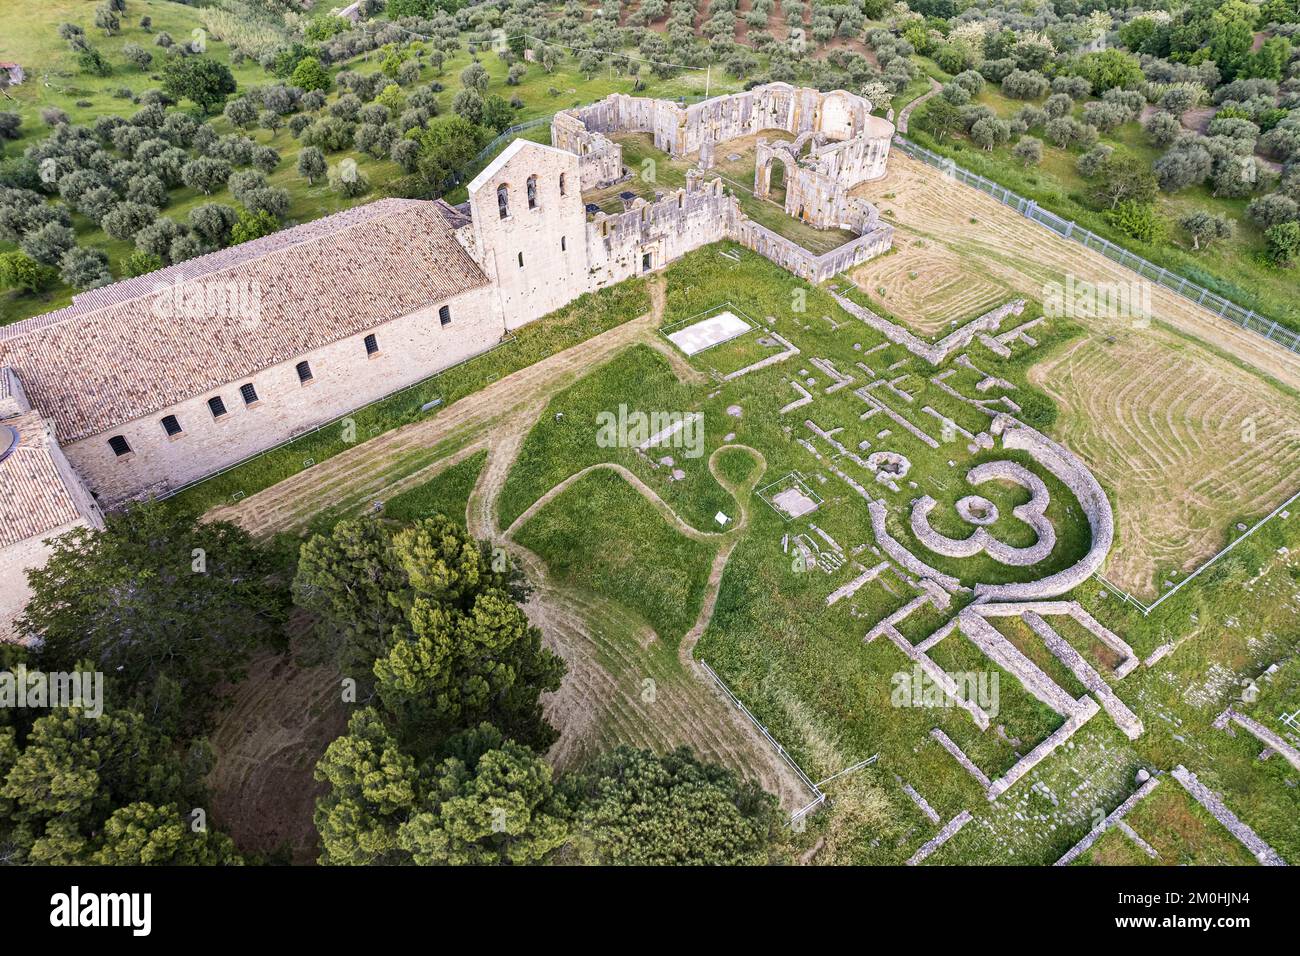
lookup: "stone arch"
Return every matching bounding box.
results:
[754,144,794,202]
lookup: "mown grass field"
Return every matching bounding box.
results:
[515,467,717,644]
[381,447,486,525]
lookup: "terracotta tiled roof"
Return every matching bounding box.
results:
[0,199,490,444]
[0,412,86,547]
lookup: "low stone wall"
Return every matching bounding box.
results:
[973,421,1115,603]
[832,295,1026,366]
[1222,709,1300,771]
[1055,776,1161,865]
[868,500,964,593]
[906,810,973,865]
[968,601,1138,678]
[1026,612,1143,740]
[1171,765,1287,866]
[987,697,1099,800]
[930,727,991,789]
[957,611,1081,718]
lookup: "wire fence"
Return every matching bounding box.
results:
[698,660,826,823]
[893,137,1300,356]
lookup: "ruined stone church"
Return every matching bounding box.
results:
[0,82,894,636]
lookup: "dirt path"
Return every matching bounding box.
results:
[896,78,941,134]
[497,438,811,808]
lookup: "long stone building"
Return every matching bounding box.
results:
[0,82,893,638]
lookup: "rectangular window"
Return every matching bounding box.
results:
[108,435,131,457]
[296,360,313,383]
[161,415,182,437]
[364,333,379,356]
[438,305,451,327]
[240,383,259,406]
[517,252,524,268]
[208,396,227,418]
[560,236,566,252]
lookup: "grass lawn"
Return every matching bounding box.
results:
[514,467,717,645]
[381,448,487,525]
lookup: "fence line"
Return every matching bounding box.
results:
[697,659,824,823]
[893,137,1300,357]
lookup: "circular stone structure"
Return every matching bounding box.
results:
[867,451,911,478]
[956,495,999,526]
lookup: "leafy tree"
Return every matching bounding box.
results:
[229,206,280,244]
[1153,140,1213,192]
[1001,69,1049,100]
[1012,136,1043,166]
[301,117,355,152]
[1106,199,1166,243]
[121,249,163,277]
[134,217,184,261]
[915,98,962,144]
[19,222,76,266]
[223,97,259,130]
[563,746,779,865]
[297,146,327,184]
[330,163,372,198]
[1208,19,1254,82]
[92,803,243,865]
[1179,210,1233,251]
[314,715,568,866]
[1091,154,1158,209]
[0,112,23,140]
[122,42,152,71]
[0,251,56,294]
[1,703,180,862]
[1248,192,1300,228]
[93,3,121,36]
[187,202,240,247]
[21,503,289,731]
[59,246,112,289]
[452,88,485,125]
[397,725,569,866]
[181,156,232,195]
[1266,220,1300,265]
[415,115,488,195]
[101,201,158,241]
[1069,50,1143,93]
[161,56,237,114]
[312,708,418,865]
[481,94,514,133]
[460,62,490,94]
[290,56,333,93]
